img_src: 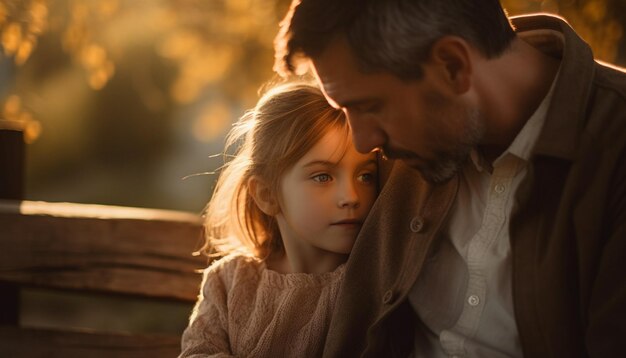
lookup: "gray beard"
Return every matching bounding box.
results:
[419,108,485,184]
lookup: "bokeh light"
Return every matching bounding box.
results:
[0,0,623,212]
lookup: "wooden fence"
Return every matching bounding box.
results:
[0,200,206,357]
[0,126,207,357]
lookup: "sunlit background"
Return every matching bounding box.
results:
[1,0,625,213]
[1,0,292,213]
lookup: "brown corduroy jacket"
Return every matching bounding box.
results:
[323,14,626,358]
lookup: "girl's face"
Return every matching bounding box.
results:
[275,126,378,271]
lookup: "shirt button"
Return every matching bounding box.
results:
[410,216,425,233]
[494,183,506,194]
[382,290,394,304]
[468,295,480,306]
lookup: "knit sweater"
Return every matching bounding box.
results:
[179,254,346,357]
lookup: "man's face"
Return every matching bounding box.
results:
[311,36,484,184]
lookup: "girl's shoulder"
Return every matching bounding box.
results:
[261,262,346,289]
[202,252,265,289]
[208,252,263,271]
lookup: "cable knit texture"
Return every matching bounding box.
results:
[179,254,345,357]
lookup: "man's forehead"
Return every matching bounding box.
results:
[310,63,341,108]
[309,36,361,107]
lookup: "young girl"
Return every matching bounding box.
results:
[179,82,378,357]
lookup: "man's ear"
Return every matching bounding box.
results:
[429,36,472,94]
[248,176,280,216]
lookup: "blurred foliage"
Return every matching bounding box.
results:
[0,0,291,211]
[1,0,291,141]
[0,0,624,211]
[1,0,622,140]
[0,0,46,66]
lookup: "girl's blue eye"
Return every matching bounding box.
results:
[312,174,332,183]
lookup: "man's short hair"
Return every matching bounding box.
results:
[274,0,516,79]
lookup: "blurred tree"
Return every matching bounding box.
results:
[0,0,623,211]
[0,0,291,211]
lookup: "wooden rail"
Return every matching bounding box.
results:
[0,200,207,357]
[0,326,182,358]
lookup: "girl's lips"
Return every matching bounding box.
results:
[331,219,362,225]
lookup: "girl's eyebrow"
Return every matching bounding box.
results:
[303,158,378,169]
[302,160,338,168]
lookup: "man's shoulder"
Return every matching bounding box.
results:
[594,61,626,101]
[586,61,626,142]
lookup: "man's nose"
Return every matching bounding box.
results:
[347,115,386,154]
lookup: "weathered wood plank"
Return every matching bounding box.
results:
[0,127,25,324]
[0,127,25,200]
[0,200,209,302]
[0,200,204,221]
[0,326,181,358]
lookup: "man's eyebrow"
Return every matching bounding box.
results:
[335,97,378,109]
[360,159,378,168]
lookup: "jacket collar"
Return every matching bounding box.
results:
[511,14,595,161]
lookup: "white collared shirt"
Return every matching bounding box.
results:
[408,29,562,358]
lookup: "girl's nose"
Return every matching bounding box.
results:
[337,181,360,209]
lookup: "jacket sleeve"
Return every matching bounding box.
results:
[586,147,626,356]
[179,266,234,358]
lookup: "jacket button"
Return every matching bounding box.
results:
[410,216,425,233]
[382,290,394,304]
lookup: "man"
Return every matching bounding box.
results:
[274,0,625,357]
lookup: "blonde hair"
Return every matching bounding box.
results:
[202,81,349,259]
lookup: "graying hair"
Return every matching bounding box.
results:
[275,0,515,79]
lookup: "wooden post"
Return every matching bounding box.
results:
[0,282,19,325]
[0,122,25,200]
[0,120,25,325]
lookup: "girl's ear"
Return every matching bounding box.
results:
[248,176,280,216]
